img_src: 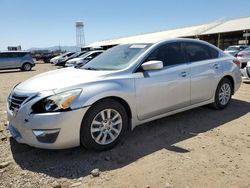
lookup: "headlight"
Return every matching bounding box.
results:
[32,89,82,113]
[77,60,84,63]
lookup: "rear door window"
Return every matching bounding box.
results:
[6,53,19,58]
[16,52,25,57]
[184,42,218,62]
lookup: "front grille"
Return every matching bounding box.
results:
[8,93,28,111]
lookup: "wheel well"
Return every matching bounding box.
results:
[92,96,132,131]
[22,62,32,67]
[223,75,235,94]
[22,62,32,65]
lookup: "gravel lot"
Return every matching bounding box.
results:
[0,62,250,188]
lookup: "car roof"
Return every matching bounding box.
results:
[0,51,30,53]
[118,38,213,46]
[88,50,104,53]
[226,45,249,48]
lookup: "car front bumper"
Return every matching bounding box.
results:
[237,57,250,68]
[241,67,250,81]
[65,63,75,67]
[7,106,90,149]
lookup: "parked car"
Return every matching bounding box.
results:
[65,50,104,67]
[6,38,241,150]
[0,51,35,71]
[56,51,87,66]
[236,47,250,69]
[224,45,249,57]
[36,52,57,63]
[241,61,250,82]
[50,52,75,65]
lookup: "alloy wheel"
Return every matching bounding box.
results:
[219,83,231,105]
[90,109,123,145]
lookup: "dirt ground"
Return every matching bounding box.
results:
[0,63,250,188]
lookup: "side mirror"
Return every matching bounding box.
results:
[85,56,93,60]
[141,60,163,71]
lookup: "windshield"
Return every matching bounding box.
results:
[242,47,250,51]
[69,52,82,58]
[61,52,73,57]
[79,51,94,58]
[226,46,239,51]
[81,44,152,70]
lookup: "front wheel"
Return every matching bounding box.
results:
[212,78,232,109]
[80,99,128,151]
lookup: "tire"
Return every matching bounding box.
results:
[21,63,32,71]
[211,78,233,109]
[80,99,128,151]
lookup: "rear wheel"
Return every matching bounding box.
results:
[21,63,32,71]
[212,78,232,109]
[80,99,128,151]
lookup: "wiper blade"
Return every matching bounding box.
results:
[84,67,99,70]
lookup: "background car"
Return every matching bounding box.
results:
[241,61,250,82]
[35,52,57,63]
[236,47,250,69]
[56,51,87,66]
[65,50,104,67]
[50,52,75,64]
[224,45,249,57]
[0,51,35,71]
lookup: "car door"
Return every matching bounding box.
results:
[13,52,24,68]
[184,42,221,104]
[0,52,16,69]
[7,52,21,68]
[135,42,191,121]
[0,53,7,69]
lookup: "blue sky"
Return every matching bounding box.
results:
[1,0,250,50]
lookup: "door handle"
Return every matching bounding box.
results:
[213,63,219,69]
[179,71,187,77]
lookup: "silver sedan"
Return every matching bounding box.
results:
[6,38,242,150]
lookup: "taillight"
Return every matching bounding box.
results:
[237,52,244,57]
[233,59,241,66]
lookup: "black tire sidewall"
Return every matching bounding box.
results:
[214,78,232,109]
[80,99,128,151]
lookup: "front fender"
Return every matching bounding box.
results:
[70,79,137,116]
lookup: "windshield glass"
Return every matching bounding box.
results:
[61,52,73,57]
[226,46,239,51]
[81,44,152,70]
[242,47,250,51]
[79,51,93,58]
[70,52,83,58]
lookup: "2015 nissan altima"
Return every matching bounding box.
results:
[6,38,242,150]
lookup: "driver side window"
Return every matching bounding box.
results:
[146,42,185,67]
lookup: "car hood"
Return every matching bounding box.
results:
[15,68,114,92]
[224,50,237,53]
[50,56,62,61]
[67,58,82,63]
